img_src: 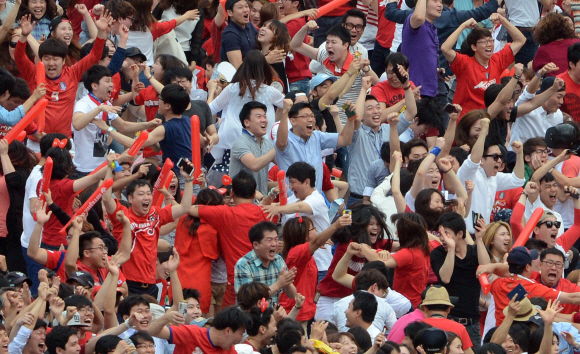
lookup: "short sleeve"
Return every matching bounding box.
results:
[370,84,388,104]
[159,205,174,225]
[73,98,92,114]
[231,138,252,160]
[392,248,412,268]
[45,250,64,270]
[318,131,339,150]
[562,157,580,178]
[221,29,241,53]
[429,246,446,281]
[449,52,469,75]
[287,243,312,267]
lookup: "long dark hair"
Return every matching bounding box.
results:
[50,25,82,65]
[281,215,313,259]
[183,188,223,236]
[0,140,38,175]
[415,188,445,231]
[0,29,35,77]
[231,50,276,100]
[159,0,198,15]
[200,0,219,21]
[350,202,391,248]
[256,20,290,53]
[18,0,58,21]
[391,213,430,256]
[44,147,76,180]
[128,0,157,31]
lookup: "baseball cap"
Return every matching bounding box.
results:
[420,328,448,353]
[66,271,95,288]
[225,0,243,10]
[545,124,579,150]
[420,286,455,308]
[310,73,338,91]
[216,62,236,83]
[537,76,565,94]
[502,297,538,322]
[67,312,91,327]
[527,312,544,328]
[507,246,533,266]
[125,47,147,63]
[49,17,70,33]
[5,271,32,287]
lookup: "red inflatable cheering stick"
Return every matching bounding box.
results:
[34,156,53,221]
[477,267,491,295]
[60,178,114,234]
[4,99,48,144]
[278,170,288,206]
[152,159,175,207]
[128,131,149,156]
[36,62,46,132]
[191,116,202,184]
[512,208,544,249]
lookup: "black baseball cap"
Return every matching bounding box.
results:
[421,328,448,353]
[5,272,32,287]
[125,47,147,63]
[537,76,566,94]
[507,246,533,266]
[66,271,95,288]
[225,0,243,11]
[49,16,70,33]
[545,123,579,150]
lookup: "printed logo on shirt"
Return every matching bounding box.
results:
[144,100,159,107]
[473,79,497,91]
[59,82,67,91]
[0,124,12,139]
[51,91,60,102]
[192,347,204,354]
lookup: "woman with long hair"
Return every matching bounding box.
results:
[174,188,223,314]
[126,0,199,66]
[208,50,284,175]
[533,13,579,76]
[0,140,38,273]
[327,332,360,354]
[316,203,393,320]
[455,110,489,150]
[17,0,59,40]
[279,213,352,323]
[159,0,205,64]
[256,19,290,93]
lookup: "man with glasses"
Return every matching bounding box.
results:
[522,138,550,182]
[457,117,525,234]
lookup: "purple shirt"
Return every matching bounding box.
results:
[401,14,439,97]
[386,308,426,343]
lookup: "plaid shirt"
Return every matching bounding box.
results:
[31,17,51,41]
[234,250,288,304]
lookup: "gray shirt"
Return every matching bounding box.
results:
[364,159,390,197]
[347,113,411,195]
[230,129,274,195]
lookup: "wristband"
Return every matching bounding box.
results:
[536,70,544,79]
[107,126,116,133]
[443,168,452,174]
[362,67,370,73]
[403,85,411,90]
[430,146,441,157]
[513,74,521,80]
[184,178,194,183]
[124,318,131,329]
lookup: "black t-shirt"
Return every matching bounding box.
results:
[430,243,481,319]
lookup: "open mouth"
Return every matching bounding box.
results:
[369,231,378,240]
[243,13,250,21]
[306,124,313,132]
[485,48,493,55]
[142,201,150,209]
[371,115,380,124]
[84,318,92,325]
[549,193,557,204]
[38,343,45,352]
[139,319,150,327]
[268,249,276,258]
[547,270,558,281]
[169,182,177,193]
[327,49,335,58]
[33,9,43,17]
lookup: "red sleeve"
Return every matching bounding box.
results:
[510,201,525,239]
[458,327,473,350]
[425,127,439,138]
[45,250,64,269]
[106,200,125,242]
[150,19,177,40]
[269,165,279,182]
[392,248,412,267]
[562,156,580,178]
[508,187,523,209]
[198,205,230,228]
[497,43,515,70]
[557,208,580,252]
[158,205,174,225]
[14,41,36,89]
[134,86,155,106]
[117,269,126,285]
[449,52,469,75]
[525,282,560,301]
[198,223,219,260]
[370,84,388,105]
[322,163,333,191]
[70,37,105,81]
[287,242,313,267]
[25,121,38,135]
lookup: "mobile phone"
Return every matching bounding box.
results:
[472,211,483,226]
[178,300,188,317]
[394,64,408,85]
[567,187,580,200]
[444,104,458,114]
[507,283,527,302]
[343,209,352,216]
[177,158,194,176]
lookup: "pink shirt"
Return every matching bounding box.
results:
[386,309,426,343]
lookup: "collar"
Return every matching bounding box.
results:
[322,51,354,76]
[229,20,249,31]
[207,328,218,348]
[249,250,272,269]
[360,123,382,134]
[289,129,311,144]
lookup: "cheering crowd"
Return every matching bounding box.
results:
[1,0,580,352]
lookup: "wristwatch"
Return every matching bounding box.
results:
[107,126,117,133]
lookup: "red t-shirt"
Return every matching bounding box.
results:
[316,0,352,17]
[491,187,522,221]
[391,242,436,308]
[375,0,395,48]
[198,203,266,306]
[423,318,473,349]
[134,86,160,122]
[169,325,237,354]
[450,44,515,117]
[533,38,579,77]
[285,17,312,83]
[38,179,75,246]
[0,121,37,139]
[15,38,105,137]
[76,259,127,287]
[45,250,67,280]
[557,71,580,121]
[279,243,317,320]
[490,274,560,325]
[370,80,415,108]
[210,20,227,63]
[530,272,580,314]
[108,201,174,284]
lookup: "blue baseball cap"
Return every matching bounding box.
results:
[310,74,338,91]
[507,246,534,265]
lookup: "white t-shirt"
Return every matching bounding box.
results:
[282,190,331,271]
[161,7,198,52]
[21,165,42,248]
[72,95,119,173]
[126,30,155,66]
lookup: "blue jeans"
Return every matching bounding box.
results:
[288,78,311,94]
[314,16,343,47]
[370,42,390,77]
[335,147,349,180]
[508,30,538,65]
[22,247,43,296]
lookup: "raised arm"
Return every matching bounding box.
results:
[442,18,477,64]
[174,9,200,26]
[170,162,194,220]
[332,242,362,288]
[75,4,98,40]
[492,13,525,54]
[409,137,445,198]
[275,99,293,151]
[435,227,456,284]
[390,151,407,213]
[410,0,427,29]
[488,64,523,119]
[517,77,565,117]
[319,59,360,109]
[289,20,319,60]
[310,214,352,254]
[470,118,490,164]
[63,216,84,277]
[27,202,52,266]
[337,102,359,148]
[0,0,21,42]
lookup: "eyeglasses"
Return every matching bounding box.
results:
[9,42,17,48]
[343,22,364,32]
[125,16,134,21]
[309,226,317,232]
[476,39,494,45]
[482,153,503,162]
[86,245,108,251]
[78,307,95,314]
[539,220,561,229]
[541,260,564,269]
[136,344,156,349]
[219,78,228,85]
[172,79,190,86]
[295,114,315,119]
[533,148,551,156]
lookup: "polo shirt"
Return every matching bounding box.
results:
[219,20,258,64]
[230,129,274,195]
[332,292,397,333]
[401,14,439,97]
[531,272,580,314]
[275,129,338,194]
[386,309,426,343]
[234,250,288,304]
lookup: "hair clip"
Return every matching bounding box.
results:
[52,138,68,149]
[208,185,216,190]
[259,297,267,313]
[222,175,232,186]
[217,188,227,195]
[295,213,302,223]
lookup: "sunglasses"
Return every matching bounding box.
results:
[9,42,17,48]
[538,220,562,229]
[482,153,503,162]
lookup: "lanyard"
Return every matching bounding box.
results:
[88,92,108,122]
